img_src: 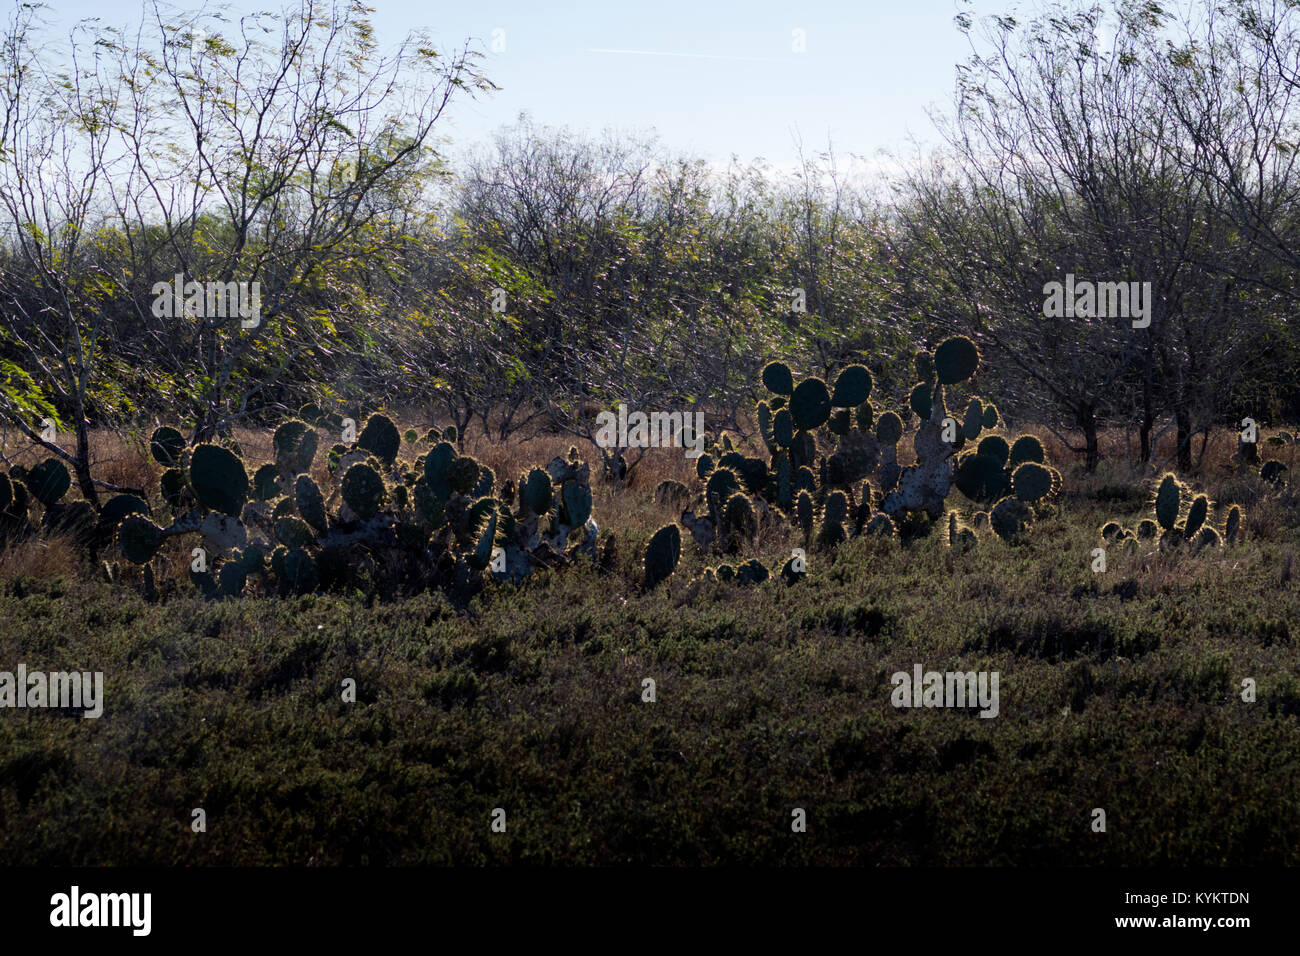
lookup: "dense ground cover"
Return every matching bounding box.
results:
[0,427,1297,865]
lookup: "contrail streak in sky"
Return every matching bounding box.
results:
[587,48,782,63]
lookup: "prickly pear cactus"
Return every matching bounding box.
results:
[358,414,401,464]
[189,444,249,516]
[644,523,681,590]
[341,462,385,520]
[25,458,71,508]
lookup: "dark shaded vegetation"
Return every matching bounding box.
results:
[2,466,1297,865]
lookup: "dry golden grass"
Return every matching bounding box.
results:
[3,418,1297,556]
[0,534,85,583]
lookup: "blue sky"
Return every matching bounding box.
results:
[39,0,989,169]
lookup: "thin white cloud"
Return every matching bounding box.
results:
[587,47,782,63]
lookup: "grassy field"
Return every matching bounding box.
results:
[1,425,1298,865]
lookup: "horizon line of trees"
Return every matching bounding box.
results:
[1,0,1299,503]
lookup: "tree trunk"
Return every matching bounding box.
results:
[1175,405,1193,473]
[1139,341,1155,464]
[73,416,99,508]
[1139,381,1154,465]
[1078,401,1100,472]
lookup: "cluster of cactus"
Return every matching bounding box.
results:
[952,431,1063,544]
[1102,473,1243,550]
[0,456,149,554]
[641,537,795,592]
[633,335,1065,591]
[640,517,806,592]
[678,336,1061,569]
[103,412,597,601]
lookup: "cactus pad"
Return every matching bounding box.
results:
[790,378,832,431]
[341,462,385,520]
[831,364,872,407]
[934,335,980,384]
[644,523,681,589]
[358,414,401,464]
[25,458,71,507]
[189,444,249,516]
[761,361,795,395]
[149,426,185,466]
